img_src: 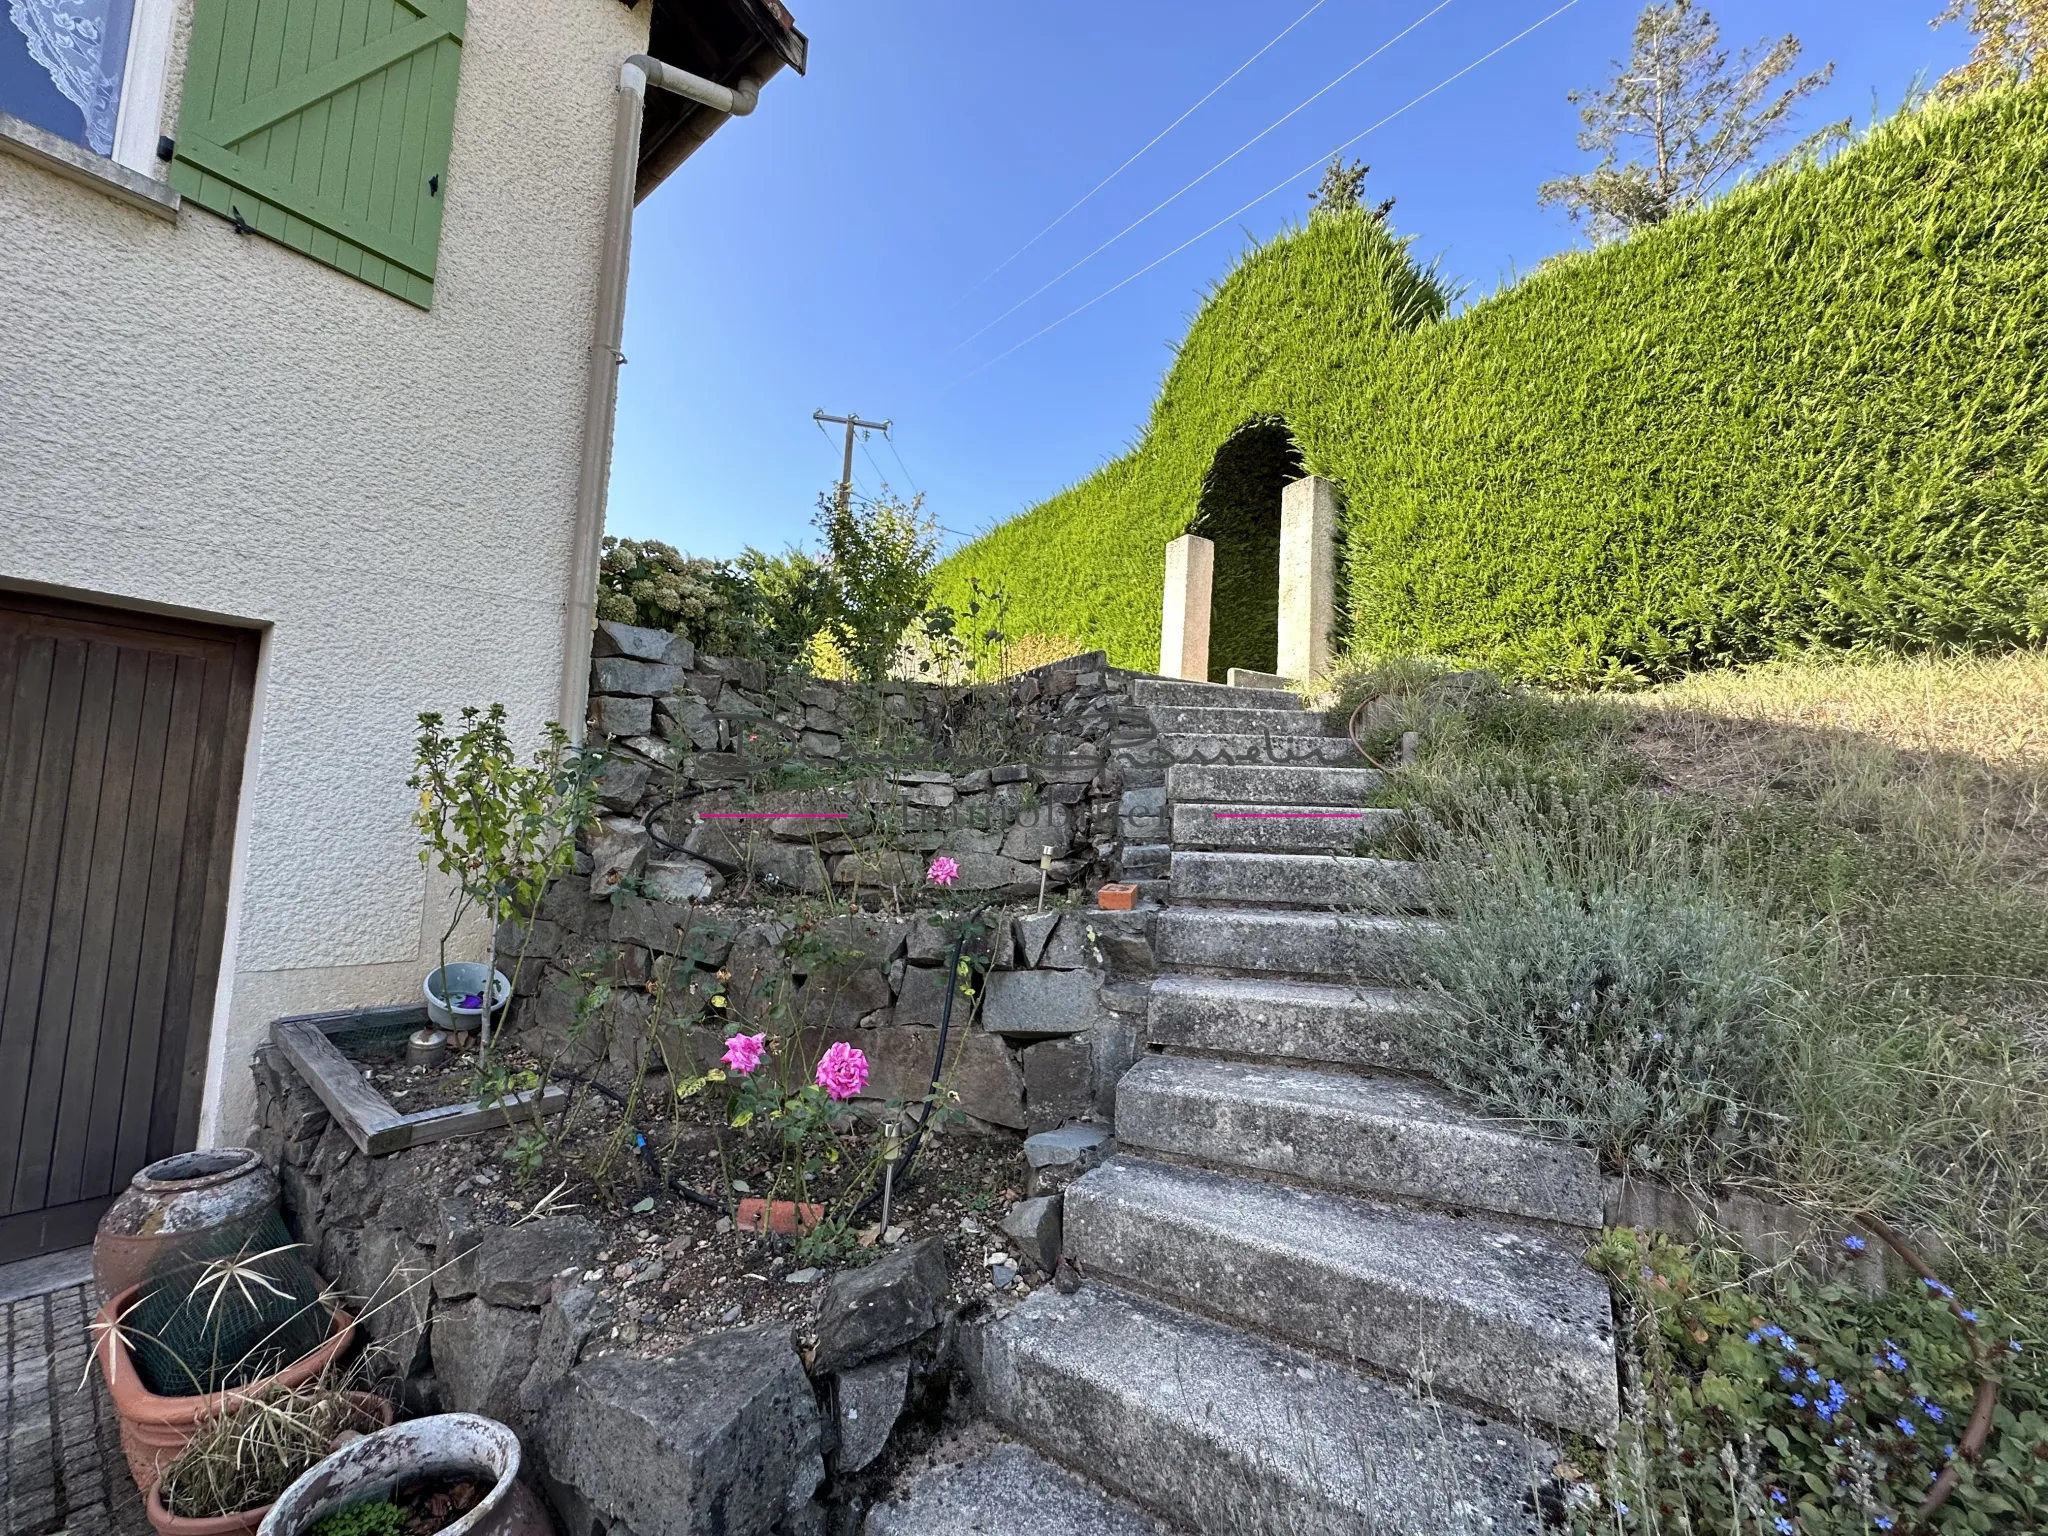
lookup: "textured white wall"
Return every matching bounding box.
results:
[0,0,649,1140]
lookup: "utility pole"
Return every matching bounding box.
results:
[814,409,892,516]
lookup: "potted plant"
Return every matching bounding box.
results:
[258,1414,552,1536]
[95,1282,357,1490]
[409,707,601,1053]
[146,1379,395,1536]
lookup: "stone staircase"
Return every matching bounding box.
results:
[871,679,1617,1535]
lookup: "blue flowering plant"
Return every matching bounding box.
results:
[1579,1228,2047,1533]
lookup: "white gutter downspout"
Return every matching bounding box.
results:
[560,54,780,740]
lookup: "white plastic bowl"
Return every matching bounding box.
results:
[422,963,512,1032]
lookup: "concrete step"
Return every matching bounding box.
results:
[1115,1055,1605,1230]
[1153,907,1436,981]
[1160,732,1363,767]
[1131,678,1300,712]
[970,1282,1553,1536]
[1166,761,1383,807]
[1146,973,1431,1072]
[1146,704,1330,737]
[1064,1156,1619,1436]
[1169,850,1428,910]
[1169,803,1403,853]
[863,1442,1178,1535]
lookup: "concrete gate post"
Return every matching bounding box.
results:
[1278,475,1337,683]
[1159,532,1214,681]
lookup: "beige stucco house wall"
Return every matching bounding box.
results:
[0,0,649,1142]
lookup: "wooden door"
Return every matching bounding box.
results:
[0,591,258,1260]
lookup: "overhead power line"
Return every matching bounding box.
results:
[951,0,1459,357]
[951,0,1333,308]
[954,0,1586,386]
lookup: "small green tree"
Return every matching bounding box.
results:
[1539,1,1839,241]
[1309,154,1394,222]
[814,487,943,684]
[1934,0,2048,95]
[409,706,601,1052]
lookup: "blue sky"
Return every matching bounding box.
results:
[607,0,1972,563]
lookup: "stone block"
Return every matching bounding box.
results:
[591,657,684,697]
[815,915,911,965]
[1090,1021,1140,1121]
[1000,805,1071,862]
[749,839,832,894]
[588,817,649,899]
[799,730,843,759]
[432,1299,541,1429]
[1020,1037,1094,1132]
[589,695,653,740]
[539,1326,822,1536]
[594,756,651,812]
[833,1354,910,1474]
[811,1237,949,1375]
[661,690,723,750]
[946,1032,1028,1130]
[982,969,1107,1040]
[1001,1195,1063,1276]
[905,920,951,964]
[432,1200,482,1301]
[519,1284,610,1415]
[344,1226,433,1378]
[592,621,680,664]
[1011,912,1059,969]
[890,964,956,1028]
[473,1216,603,1308]
[611,896,735,963]
[796,964,892,1031]
[644,858,722,904]
[724,922,791,1018]
[1042,909,1153,973]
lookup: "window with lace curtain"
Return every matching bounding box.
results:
[1,0,135,154]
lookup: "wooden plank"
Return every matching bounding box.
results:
[200,14,458,149]
[271,1018,405,1155]
[112,654,202,1179]
[269,1013,567,1156]
[44,643,146,1208]
[169,631,259,1154]
[0,636,80,1216]
[11,638,116,1214]
[368,1084,568,1155]
[77,650,174,1202]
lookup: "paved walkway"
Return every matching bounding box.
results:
[2,1277,148,1536]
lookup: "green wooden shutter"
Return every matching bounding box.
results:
[170,0,467,310]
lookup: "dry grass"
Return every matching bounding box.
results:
[1636,649,2048,764]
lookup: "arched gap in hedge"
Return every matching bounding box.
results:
[1190,416,1304,682]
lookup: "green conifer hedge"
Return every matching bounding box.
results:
[935,87,2048,684]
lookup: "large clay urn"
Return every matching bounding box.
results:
[94,1149,281,1304]
[260,1415,554,1536]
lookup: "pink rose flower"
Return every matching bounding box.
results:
[927,856,960,887]
[814,1041,870,1101]
[722,1032,767,1074]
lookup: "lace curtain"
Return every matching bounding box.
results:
[9,0,128,154]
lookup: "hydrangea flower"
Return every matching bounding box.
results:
[815,1041,870,1100]
[1774,1518,1794,1534]
[1896,1418,1916,1437]
[927,856,960,887]
[1842,1234,1866,1252]
[722,1032,767,1074]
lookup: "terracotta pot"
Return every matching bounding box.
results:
[95,1284,357,1491]
[260,1414,554,1536]
[95,1149,281,1306]
[735,1197,824,1235]
[144,1394,395,1536]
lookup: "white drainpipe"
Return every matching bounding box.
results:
[559,52,783,739]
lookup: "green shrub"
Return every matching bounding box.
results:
[937,87,2048,684]
[1584,1228,2048,1535]
[1412,787,1805,1180]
